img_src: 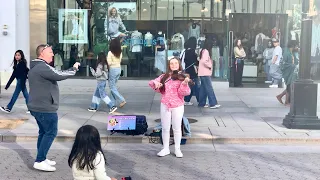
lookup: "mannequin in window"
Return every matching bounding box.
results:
[171,32,185,51]
[197,34,206,49]
[188,20,200,39]
[212,39,220,78]
[54,51,63,70]
[144,32,154,56]
[154,31,166,74]
[104,7,127,39]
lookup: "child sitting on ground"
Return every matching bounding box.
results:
[68,125,117,180]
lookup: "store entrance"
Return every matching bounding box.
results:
[227,13,288,87]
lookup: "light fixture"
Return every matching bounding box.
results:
[143,8,147,12]
[215,0,221,2]
[201,7,208,12]
[286,10,292,17]
[225,9,231,16]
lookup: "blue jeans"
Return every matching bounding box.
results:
[90,80,114,109]
[184,78,199,103]
[109,67,125,103]
[30,111,58,162]
[264,63,272,81]
[198,76,218,107]
[7,79,29,110]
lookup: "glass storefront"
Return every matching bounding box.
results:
[43,0,308,81]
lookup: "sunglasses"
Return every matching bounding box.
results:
[41,44,51,52]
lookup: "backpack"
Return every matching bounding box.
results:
[111,115,148,135]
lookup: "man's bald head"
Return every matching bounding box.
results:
[36,44,54,63]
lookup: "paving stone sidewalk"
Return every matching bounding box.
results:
[0,143,320,180]
[1,79,320,143]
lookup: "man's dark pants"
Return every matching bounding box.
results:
[30,111,58,162]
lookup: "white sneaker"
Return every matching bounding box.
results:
[33,161,56,172]
[44,159,56,166]
[269,85,278,88]
[184,102,193,106]
[175,149,183,158]
[204,104,209,108]
[157,149,170,157]
[214,104,221,108]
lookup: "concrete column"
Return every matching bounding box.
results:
[0,0,30,86]
[0,0,17,86]
[16,0,30,67]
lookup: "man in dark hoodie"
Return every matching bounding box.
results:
[28,44,80,172]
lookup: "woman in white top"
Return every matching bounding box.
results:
[68,125,117,180]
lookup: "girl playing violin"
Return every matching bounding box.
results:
[149,57,191,158]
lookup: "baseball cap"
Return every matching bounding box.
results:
[272,38,279,42]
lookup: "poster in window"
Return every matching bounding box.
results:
[58,9,88,44]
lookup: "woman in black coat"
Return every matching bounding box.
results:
[184,37,199,105]
[1,50,29,113]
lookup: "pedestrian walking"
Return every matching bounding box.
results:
[149,57,191,158]
[28,44,80,172]
[68,125,117,180]
[88,52,118,113]
[198,39,221,109]
[183,37,200,106]
[276,41,299,105]
[0,50,29,113]
[107,38,126,108]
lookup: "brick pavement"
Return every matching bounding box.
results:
[0,143,320,180]
[1,79,320,144]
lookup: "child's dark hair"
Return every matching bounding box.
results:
[68,125,106,171]
[97,52,109,70]
[109,38,122,58]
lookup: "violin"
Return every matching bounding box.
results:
[171,70,195,86]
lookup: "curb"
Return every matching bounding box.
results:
[2,134,320,145]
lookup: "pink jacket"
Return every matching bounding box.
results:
[149,74,191,109]
[198,49,213,76]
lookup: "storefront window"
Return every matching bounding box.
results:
[44,0,310,81]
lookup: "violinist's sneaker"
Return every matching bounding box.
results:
[157,148,170,157]
[184,102,193,106]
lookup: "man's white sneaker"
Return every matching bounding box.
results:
[33,161,56,172]
[45,159,56,166]
[269,85,278,88]
[157,149,170,157]
[175,149,183,158]
[184,102,193,106]
[204,104,209,108]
